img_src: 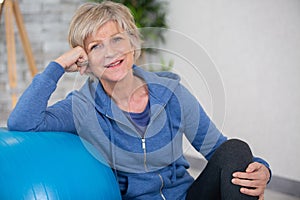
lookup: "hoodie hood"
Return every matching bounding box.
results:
[135,65,181,102]
[90,65,181,116]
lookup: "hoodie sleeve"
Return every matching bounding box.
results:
[176,84,226,160]
[179,84,271,176]
[7,62,76,133]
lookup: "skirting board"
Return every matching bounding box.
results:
[267,175,300,197]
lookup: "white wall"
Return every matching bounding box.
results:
[166,0,300,181]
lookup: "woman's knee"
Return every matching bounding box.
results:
[209,139,253,169]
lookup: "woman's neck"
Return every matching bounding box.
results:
[101,74,148,112]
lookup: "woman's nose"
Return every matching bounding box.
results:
[104,43,117,58]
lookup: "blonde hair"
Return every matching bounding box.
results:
[68,1,142,60]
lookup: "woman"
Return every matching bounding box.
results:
[8,1,270,199]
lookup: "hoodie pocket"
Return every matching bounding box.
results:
[121,173,163,199]
[118,173,128,195]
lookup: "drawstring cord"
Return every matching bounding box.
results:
[167,105,177,183]
[104,116,119,182]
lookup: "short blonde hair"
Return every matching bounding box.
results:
[68,1,142,60]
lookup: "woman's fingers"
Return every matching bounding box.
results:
[55,46,89,73]
[232,162,270,197]
[76,60,89,75]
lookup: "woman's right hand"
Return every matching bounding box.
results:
[54,46,89,75]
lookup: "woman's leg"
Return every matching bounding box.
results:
[186,139,258,200]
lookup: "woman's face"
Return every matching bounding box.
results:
[84,21,135,83]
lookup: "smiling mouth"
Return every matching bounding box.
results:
[104,59,124,68]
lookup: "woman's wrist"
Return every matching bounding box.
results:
[43,62,65,83]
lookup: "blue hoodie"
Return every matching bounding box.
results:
[8,62,270,199]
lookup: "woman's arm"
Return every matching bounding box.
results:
[7,62,75,132]
[179,84,227,160]
[7,46,89,133]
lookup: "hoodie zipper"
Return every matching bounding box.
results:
[158,174,166,200]
[141,137,148,171]
[141,103,167,172]
[105,102,166,172]
[130,105,168,172]
[105,114,149,171]
[143,139,166,200]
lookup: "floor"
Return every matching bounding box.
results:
[265,189,300,200]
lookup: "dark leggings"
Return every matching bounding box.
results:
[186,139,258,200]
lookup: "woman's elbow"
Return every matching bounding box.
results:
[7,113,33,132]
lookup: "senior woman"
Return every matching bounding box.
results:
[8,1,270,199]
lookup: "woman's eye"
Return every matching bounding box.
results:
[113,37,123,43]
[90,44,103,51]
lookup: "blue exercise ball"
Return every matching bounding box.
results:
[0,128,121,200]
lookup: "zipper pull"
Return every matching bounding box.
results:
[141,138,146,150]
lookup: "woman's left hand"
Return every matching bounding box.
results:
[231,162,270,199]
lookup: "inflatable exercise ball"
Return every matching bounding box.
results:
[0,128,121,200]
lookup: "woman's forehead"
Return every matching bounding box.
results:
[95,21,124,38]
[85,21,125,43]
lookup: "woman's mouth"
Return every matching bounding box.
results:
[104,60,124,68]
